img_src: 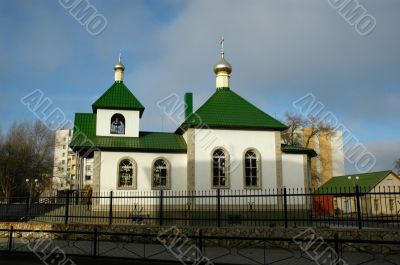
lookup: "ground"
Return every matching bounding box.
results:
[0,252,180,265]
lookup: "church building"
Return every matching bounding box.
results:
[70,43,317,196]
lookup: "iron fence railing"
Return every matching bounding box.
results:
[1,226,400,265]
[1,186,400,229]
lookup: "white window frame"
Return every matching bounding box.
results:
[243,148,261,189]
[116,157,137,190]
[152,158,171,190]
[211,147,230,189]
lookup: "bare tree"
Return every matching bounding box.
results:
[0,122,29,201]
[26,121,55,192]
[303,116,336,148]
[395,159,400,175]
[281,113,305,145]
[282,113,337,189]
[282,113,336,148]
[0,121,54,201]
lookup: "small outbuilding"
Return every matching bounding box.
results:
[317,170,400,216]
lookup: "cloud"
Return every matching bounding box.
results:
[345,139,400,174]
[0,0,399,175]
[125,0,400,134]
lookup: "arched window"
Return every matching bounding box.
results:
[212,148,229,188]
[244,149,260,188]
[118,159,136,189]
[110,113,125,134]
[152,159,170,189]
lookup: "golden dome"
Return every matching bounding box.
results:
[213,57,232,75]
[213,37,232,75]
[114,50,125,71]
[114,62,125,71]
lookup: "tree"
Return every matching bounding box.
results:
[282,113,336,148]
[282,113,337,189]
[0,121,55,201]
[303,116,336,148]
[281,113,305,146]
[395,159,400,175]
[27,121,55,191]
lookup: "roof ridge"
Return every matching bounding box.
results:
[318,170,393,193]
[75,112,95,116]
[281,144,317,157]
[140,131,181,135]
[333,170,392,178]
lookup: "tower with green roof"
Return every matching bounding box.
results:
[175,38,315,192]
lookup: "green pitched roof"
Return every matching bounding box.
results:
[70,113,186,153]
[281,144,317,157]
[317,170,393,193]
[176,88,287,133]
[92,81,145,117]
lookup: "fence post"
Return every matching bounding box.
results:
[109,191,113,225]
[159,190,164,226]
[308,188,313,226]
[64,190,70,225]
[355,185,362,229]
[8,226,13,252]
[198,229,203,256]
[93,227,98,257]
[283,187,288,228]
[217,189,221,227]
[24,192,30,221]
[334,233,339,257]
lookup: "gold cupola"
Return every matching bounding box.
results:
[213,37,232,89]
[114,50,125,82]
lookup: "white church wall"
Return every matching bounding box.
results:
[193,129,277,191]
[96,109,140,137]
[99,151,187,197]
[282,153,306,189]
[282,153,307,205]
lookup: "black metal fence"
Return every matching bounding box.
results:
[1,226,400,265]
[1,186,400,229]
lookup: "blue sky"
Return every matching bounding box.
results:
[0,0,399,174]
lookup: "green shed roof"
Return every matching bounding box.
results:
[317,170,393,194]
[70,113,186,153]
[281,144,317,157]
[176,88,287,133]
[92,81,145,117]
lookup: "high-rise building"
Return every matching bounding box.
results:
[53,129,93,190]
[53,129,74,190]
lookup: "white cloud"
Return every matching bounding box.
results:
[1,0,399,145]
[346,139,400,174]
[126,0,400,132]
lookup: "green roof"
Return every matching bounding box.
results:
[92,81,145,117]
[281,144,317,157]
[317,170,393,194]
[176,88,287,133]
[70,113,186,153]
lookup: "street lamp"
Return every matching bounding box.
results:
[348,176,359,187]
[26,178,39,207]
[347,176,361,218]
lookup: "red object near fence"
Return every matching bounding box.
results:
[313,195,334,215]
